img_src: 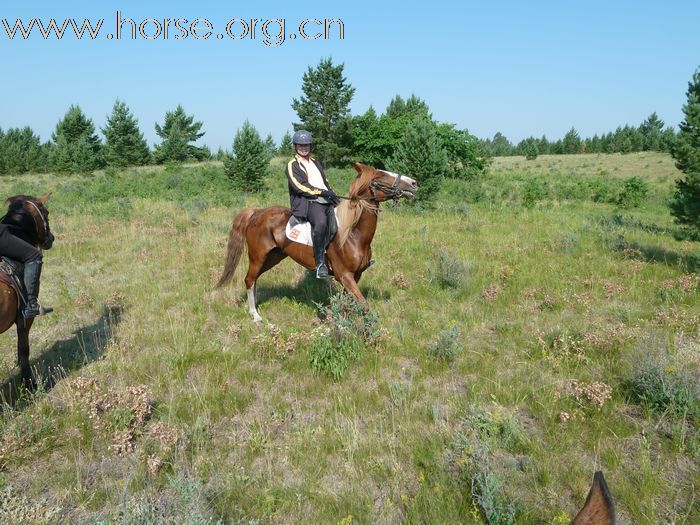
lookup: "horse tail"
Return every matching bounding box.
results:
[215,208,256,289]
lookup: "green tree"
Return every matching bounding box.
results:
[50,105,103,173]
[519,137,539,160]
[291,57,355,165]
[436,123,489,178]
[669,68,700,236]
[385,94,430,119]
[264,133,276,158]
[223,119,269,192]
[562,127,582,154]
[639,112,665,151]
[0,127,47,174]
[102,100,151,167]
[278,131,294,157]
[154,105,206,163]
[387,115,448,206]
[489,132,514,156]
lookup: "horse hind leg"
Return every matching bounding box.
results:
[245,248,287,323]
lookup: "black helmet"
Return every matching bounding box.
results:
[292,130,313,145]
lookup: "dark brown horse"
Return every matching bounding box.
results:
[216,163,417,321]
[0,195,54,389]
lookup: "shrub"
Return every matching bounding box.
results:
[429,248,468,289]
[427,325,462,362]
[617,176,649,208]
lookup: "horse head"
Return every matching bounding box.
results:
[4,194,54,250]
[353,162,418,202]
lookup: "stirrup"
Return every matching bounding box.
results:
[22,304,54,319]
[316,263,329,279]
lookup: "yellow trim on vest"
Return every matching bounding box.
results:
[287,159,321,195]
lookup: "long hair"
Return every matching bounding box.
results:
[335,169,378,248]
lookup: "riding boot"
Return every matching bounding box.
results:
[312,231,329,279]
[22,259,53,319]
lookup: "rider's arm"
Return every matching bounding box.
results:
[286,160,323,199]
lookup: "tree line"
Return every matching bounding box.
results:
[479,114,677,160]
[0,58,698,233]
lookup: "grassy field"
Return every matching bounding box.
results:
[0,152,698,524]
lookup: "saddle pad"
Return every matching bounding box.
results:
[285,210,340,247]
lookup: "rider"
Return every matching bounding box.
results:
[285,130,339,278]
[0,208,53,320]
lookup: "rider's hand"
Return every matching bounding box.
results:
[321,189,339,205]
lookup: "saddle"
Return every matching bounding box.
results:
[285,210,339,247]
[0,257,26,312]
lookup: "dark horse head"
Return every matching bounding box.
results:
[3,194,54,250]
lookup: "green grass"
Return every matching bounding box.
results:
[0,152,698,523]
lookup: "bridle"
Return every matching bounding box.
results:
[370,172,405,202]
[26,200,49,241]
[337,171,406,203]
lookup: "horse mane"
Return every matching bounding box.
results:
[2,195,42,237]
[335,167,379,248]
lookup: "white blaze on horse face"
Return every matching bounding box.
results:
[381,170,416,188]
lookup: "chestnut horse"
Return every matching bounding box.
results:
[216,162,417,321]
[0,195,54,389]
[571,471,616,524]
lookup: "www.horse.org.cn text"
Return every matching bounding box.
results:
[0,12,345,46]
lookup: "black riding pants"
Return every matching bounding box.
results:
[306,201,333,240]
[0,226,41,263]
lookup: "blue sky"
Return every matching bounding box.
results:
[1,0,699,151]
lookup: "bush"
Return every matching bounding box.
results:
[617,176,649,208]
[429,249,468,289]
[624,360,699,420]
[427,325,462,362]
[522,177,548,208]
[307,331,363,381]
[307,291,383,380]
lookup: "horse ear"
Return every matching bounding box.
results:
[353,162,365,176]
[37,194,50,204]
[570,471,615,525]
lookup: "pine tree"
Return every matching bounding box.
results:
[639,112,665,151]
[385,94,430,119]
[224,120,268,192]
[102,100,151,167]
[562,127,582,154]
[264,133,276,159]
[291,57,355,165]
[669,68,700,237]
[521,137,539,160]
[154,105,205,163]
[490,132,514,156]
[387,115,447,206]
[278,131,294,157]
[49,105,103,173]
[0,127,47,174]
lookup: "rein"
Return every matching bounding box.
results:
[26,200,49,239]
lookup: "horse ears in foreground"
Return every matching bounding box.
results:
[570,471,616,525]
[37,194,50,204]
[353,162,366,176]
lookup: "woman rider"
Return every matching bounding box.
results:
[0,202,53,319]
[285,130,339,278]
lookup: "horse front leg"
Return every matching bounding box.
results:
[16,318,36,390]
[336,272,369,310]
